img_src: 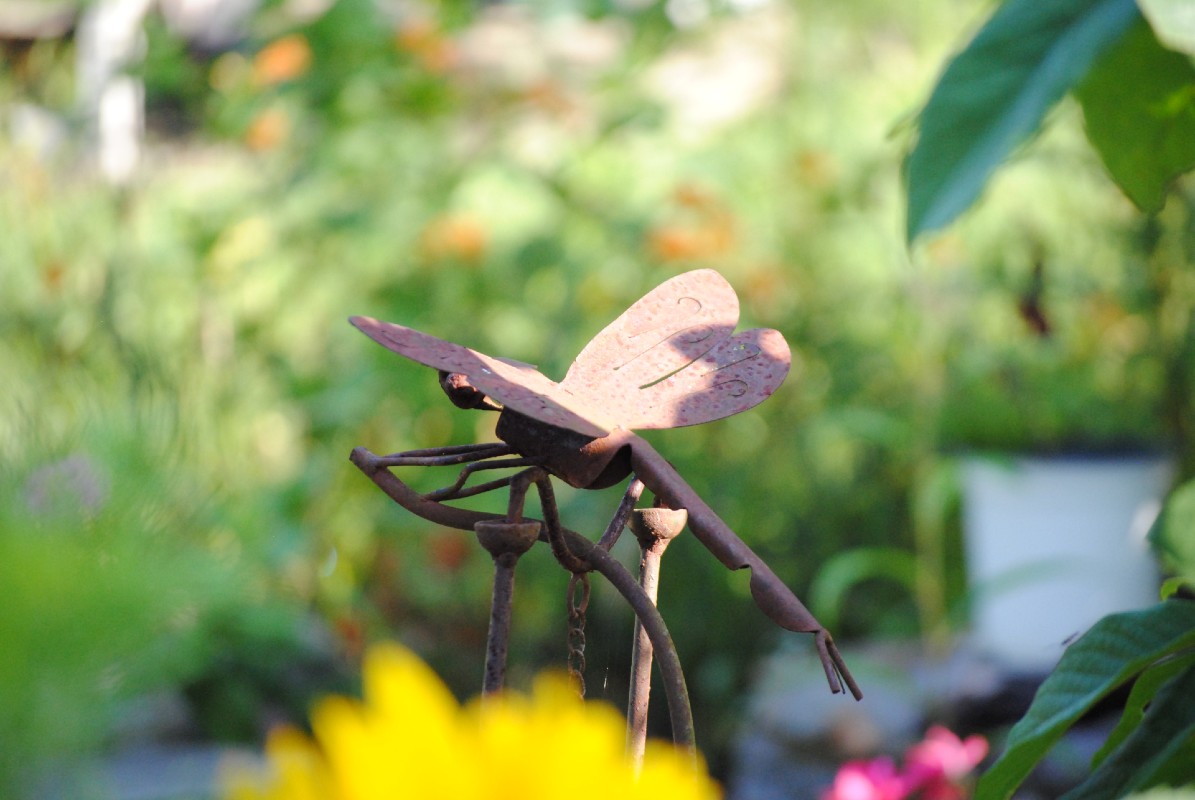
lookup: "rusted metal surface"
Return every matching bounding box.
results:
[627,507,688,764]
[350,316,615,437]
[474,520,540,695]
[350,269,790,438]
[627,439,861,699]
[560,270,790,429]
[350,269,860,750]
[348,446,696,749]
[597,477,645,551]
[565,573,591,697]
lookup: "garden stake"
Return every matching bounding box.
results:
[627,506,687,763]
[350,446,697,750]
[474,519,540,695]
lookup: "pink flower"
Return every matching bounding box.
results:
[821,727,988,800]
[820,757,912,800]
[905,726,988,780]
[903,726,988,800]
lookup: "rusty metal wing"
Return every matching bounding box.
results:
[558,270,791,429]
[349,316,615,437]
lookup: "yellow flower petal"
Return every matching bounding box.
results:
[223,643,720,800]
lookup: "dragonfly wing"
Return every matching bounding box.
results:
[352,315,489,374]
[559,269,740,423]
[629,327,790,428]
[350,316,614,437]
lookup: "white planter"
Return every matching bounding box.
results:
[961,454,1173,672]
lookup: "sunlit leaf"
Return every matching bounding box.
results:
[976,600,1195,800]
[1138,0,1195,55]
[906,0,1139,240]
[1076,19,1195,212]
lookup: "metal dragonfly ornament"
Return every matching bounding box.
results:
[348,269,860,747]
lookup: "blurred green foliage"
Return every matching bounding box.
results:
[2,0,1192,789]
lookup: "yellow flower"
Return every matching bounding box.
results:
[224,643,721,800]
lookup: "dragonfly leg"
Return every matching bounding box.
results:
[507,469,588,574]
[596,476,646,551]
[816,630,861,700]
[423,457,536,501]
[374,442,513,467]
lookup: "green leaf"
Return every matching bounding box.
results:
[1138,0,1195,55]
[1091,649,1195,767]
[1150,478,1195,586]
[976,600,1195,800]
[1062,663,1195,798]
[1076,19,1195,212]
[906,0,1140,241]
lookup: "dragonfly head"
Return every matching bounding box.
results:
[438,371,503,411]
[495,409,633,490]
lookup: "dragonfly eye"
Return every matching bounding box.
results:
[438,371,501,411]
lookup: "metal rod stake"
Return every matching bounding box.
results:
[475,520,540,695]
[627,507,687,764]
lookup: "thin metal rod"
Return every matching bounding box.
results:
[426,474,514,502]
[375,442,513,467]
[484,552,518,694]
[597,476,645,551]
[626,508,686,764]
[533,472,588,574]
[475,520,540,696]
[628,545,663,761]
[424,457,534,500]
[508,467,588,574]
[382,442,512,458]
[349,447,696,750]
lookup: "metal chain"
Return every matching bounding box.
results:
[566,572,590,698]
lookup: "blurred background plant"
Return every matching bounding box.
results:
[2,0,1192,796]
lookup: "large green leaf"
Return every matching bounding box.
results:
[906,0,1140,241]
[1062,663,1195,798]
[1076,19,1195,212]
[976,600,1195,800]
